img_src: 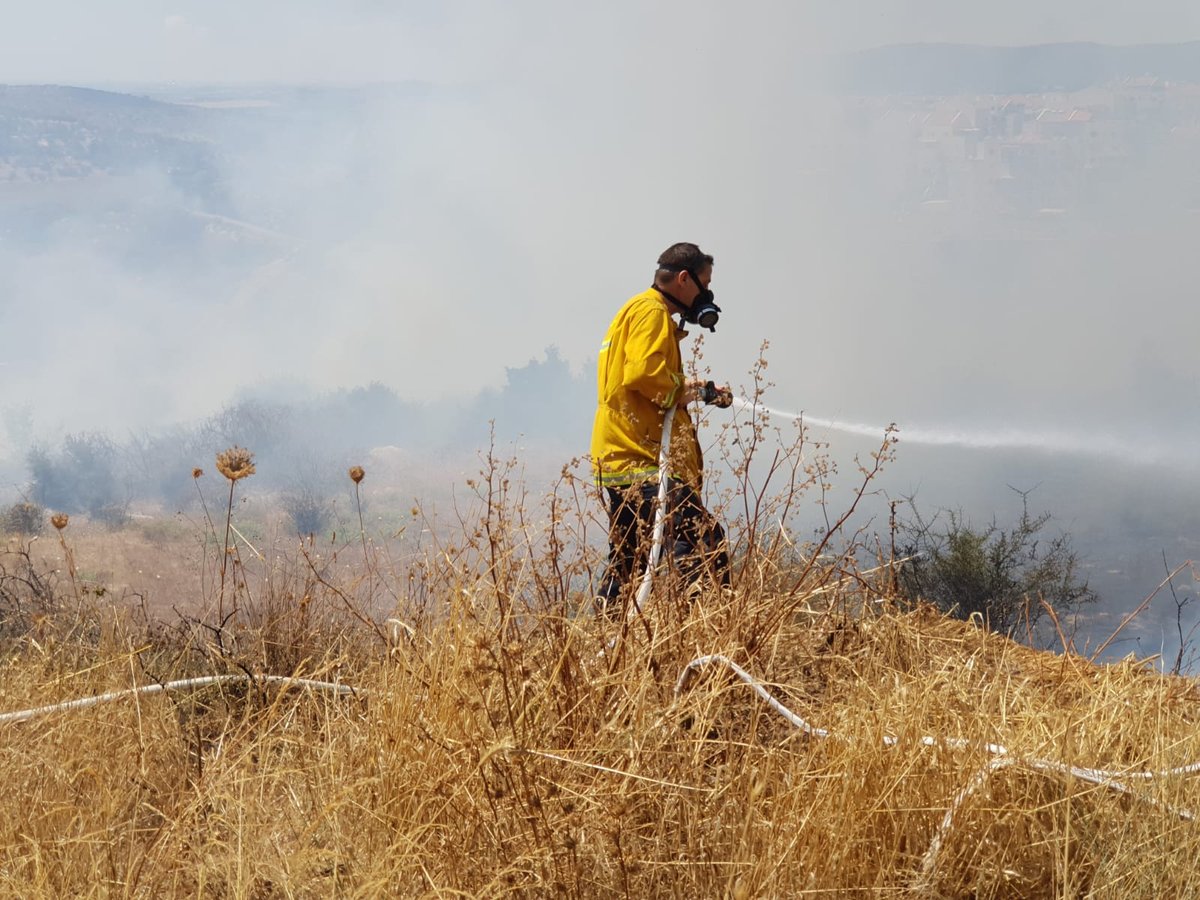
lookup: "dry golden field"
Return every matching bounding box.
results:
[1,446,1199,899]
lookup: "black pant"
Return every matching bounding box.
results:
[596,479,730,610]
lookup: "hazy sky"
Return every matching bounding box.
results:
[2,0,1199,471]
[2,1,1200,85]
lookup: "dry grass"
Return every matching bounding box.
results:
[1,449,1199,899]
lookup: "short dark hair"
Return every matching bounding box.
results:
[655,242,713,280]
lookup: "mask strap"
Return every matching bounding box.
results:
[653,284,692,318]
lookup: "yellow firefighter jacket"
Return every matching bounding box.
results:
[590,287,702,488]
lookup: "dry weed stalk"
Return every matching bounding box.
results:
[349,464,370,565]
[49,511,81,604]
[215,446,255,622]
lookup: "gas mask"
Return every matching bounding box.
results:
[657,269,722,332]
[682,268,722,332]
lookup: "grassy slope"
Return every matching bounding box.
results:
[2,528,1200,898]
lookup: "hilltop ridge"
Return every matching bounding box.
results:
[837,40,1200,94]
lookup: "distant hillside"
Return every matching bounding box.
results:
[0,84,223,198]
[0,84,190,119]
[0,81,457,265]
[836,41,1200,95]
[0,81,443,194]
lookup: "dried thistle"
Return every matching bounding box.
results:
[215,446,256,482]
[192,467,204,479]
[349,464,369,566]
[50,513,69,531]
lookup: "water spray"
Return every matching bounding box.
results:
[732,396,1184,465]
[629,388,1192,626]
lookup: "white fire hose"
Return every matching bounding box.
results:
[0,674,353,725]
[630,405,676,617]
[627,380,737,618]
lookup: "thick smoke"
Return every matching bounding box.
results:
[1,3,1198,662]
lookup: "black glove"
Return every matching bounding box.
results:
[700,380,733,408]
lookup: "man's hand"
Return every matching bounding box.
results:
[677,379,706,407]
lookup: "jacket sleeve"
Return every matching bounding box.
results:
[622,304,682,409]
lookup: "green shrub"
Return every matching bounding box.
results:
[898,493,1097,635]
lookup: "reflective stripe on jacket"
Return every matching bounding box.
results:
[590,288,701,488]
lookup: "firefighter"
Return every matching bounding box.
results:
[590,242,732,613]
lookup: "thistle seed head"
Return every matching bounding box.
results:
[51,513,69,531]
[215,446,256,482]
[348,465,365,484]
